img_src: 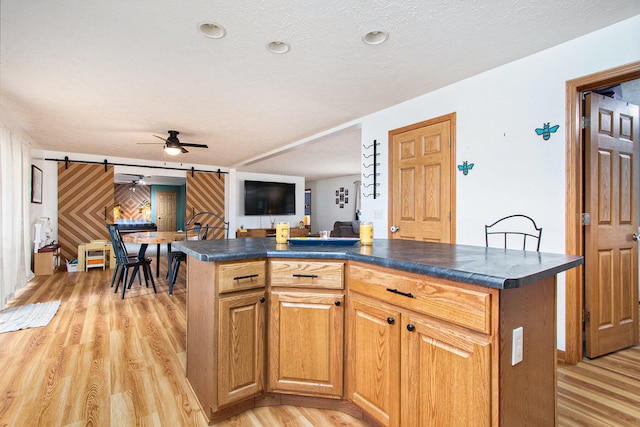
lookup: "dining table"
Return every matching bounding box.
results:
[121,231,190,279]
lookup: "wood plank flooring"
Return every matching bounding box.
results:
[557,345,640,426]
[0,260,366,427]
[1,258,639,426]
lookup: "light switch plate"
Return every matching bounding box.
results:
[512,326,523,366]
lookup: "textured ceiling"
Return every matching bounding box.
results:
[2,1,639,181]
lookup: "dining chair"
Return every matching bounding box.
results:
[485,214,542,251]
[106,224,157,298]
[168,211,229,294]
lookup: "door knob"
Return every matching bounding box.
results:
[390,225,399,233]
[633,233,640,242]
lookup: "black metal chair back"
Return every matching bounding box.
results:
[106,224,129,265]
[184,212,229,240]
[168,212,229,294]
[485,214,542,251]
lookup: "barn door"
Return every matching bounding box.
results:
[58,163,114,262]
[584,93,639,358]
[186,172,226,239]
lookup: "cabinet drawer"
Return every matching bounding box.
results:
[349,264,492,334]
[270,260,344,289]
[218,260,266,293]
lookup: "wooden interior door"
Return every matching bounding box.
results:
[584,93,639,358]
[389,114,455,242]
[156,190,176,231]
[58,163,114,262]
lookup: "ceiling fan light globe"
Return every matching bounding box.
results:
[164,144,182,155]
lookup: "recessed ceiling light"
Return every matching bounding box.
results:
[198,22,226,39]
[362,30,389,45]
[266,41,290,54]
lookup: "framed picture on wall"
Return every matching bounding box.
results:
[31,165,42,204]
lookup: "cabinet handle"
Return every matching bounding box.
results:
[259,297,266,303]
[386,288,414,299]
[334,300,341,306]
[234,274,259,281]
[387,317,395,324]
[292,274,318,279]
[406,324,415,332]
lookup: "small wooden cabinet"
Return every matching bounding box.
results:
[269,290,344,397]
[268,260,345,398]
[186,258,266,423]
[236,227,310,238]
[218,290,266,407]
[348,263,495,427]
[33,244,61,275]
[347,298,401,426]
[401,313,491,426]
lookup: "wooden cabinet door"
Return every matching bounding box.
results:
[347,298,401,427]
[269,291,344,397]
[401,314,491,427]
[218,290,266,407]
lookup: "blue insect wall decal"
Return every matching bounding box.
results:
[457,161,474,176]
[535,123,560,140]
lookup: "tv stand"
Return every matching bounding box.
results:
[236,227,310,239]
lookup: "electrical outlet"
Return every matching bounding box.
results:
[512,326,523,366]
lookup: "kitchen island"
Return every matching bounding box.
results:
[173,238,582,426]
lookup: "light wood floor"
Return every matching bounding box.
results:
[1,262,639,426]
[0,261,367,427]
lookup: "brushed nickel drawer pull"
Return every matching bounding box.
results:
[234,274,259,281]
[386,288,414,298]
[292,274,318,279]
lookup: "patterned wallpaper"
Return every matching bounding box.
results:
[114,184,151,221]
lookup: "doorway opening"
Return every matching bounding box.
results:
[564,61,640,364]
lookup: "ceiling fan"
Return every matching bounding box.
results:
[150,130,209,155]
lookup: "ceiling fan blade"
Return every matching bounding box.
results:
[179,143,209,148]
[153,134,168,142]
[181,146,189,153]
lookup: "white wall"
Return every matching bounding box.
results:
[33,150,230,242]
[307,175,360,233]
[234,171,306,232]
[356,15,640,350]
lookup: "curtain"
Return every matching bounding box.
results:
[353,180,361,220]
[0,126,34,307]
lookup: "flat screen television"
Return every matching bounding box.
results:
[244,180,296,215]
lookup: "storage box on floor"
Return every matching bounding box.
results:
[66,259,79,272]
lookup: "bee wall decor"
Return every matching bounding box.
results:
[457,161,474,176]
[535,122,560,140]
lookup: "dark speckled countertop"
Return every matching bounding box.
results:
[171,238,583,290]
